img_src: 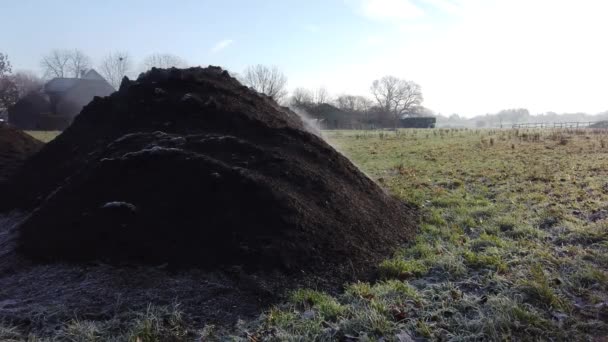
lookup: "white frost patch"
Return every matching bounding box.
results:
[101,201,137,212]
[121,145,184,159]
[0,212,29,257]
[112,131,172,145]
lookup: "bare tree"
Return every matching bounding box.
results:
[312,87,330,104]
[335,94,375,127]
[67,49,91,78]
[0,53,18,108]
[41,49,92,79]
[242,64,288,102]
[11,71,43,97]
[41,50,71,78]
[99,51,132,89]
[290,86,331,107]
[291,87,313,107]
[356,96,374,113]
[496,108,530,125]
[141,53,188,70]
[370,75,423,125]
[336,95,374,113]
[0,53,11,78]
[336,95,359,111]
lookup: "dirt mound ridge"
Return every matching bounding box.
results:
[13,67,417,279]
[0,125,42,183]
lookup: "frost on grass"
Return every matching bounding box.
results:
[236,128,608,341]
[4,128,608,340]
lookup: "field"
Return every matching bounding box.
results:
[3,128,608,340]
[24,131,61,143]
[232,128,608,341]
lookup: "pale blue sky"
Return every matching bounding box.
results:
[2,0,607,116]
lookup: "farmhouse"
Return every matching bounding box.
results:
[8,69,114,130]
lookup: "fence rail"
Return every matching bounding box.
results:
[512,122,598,129]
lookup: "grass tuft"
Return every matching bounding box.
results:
[379,258,429,279]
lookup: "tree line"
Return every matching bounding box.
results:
[39,49,188,89]
[1,50,428,129]
[0,50,192,110]
[4,49,605,129]
[438,109,608,128]
[242,64,428,128]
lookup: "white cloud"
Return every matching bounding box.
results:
[358,0,425,21]
[210,39,233,53]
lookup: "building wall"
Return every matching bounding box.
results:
[7,92,55,130]
[56,80,115,120]
[8,73,115,131]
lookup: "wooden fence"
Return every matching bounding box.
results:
[511,122,598,129]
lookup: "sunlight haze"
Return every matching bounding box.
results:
[2,0,606,116]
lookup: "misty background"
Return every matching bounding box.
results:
[1,0,607,127]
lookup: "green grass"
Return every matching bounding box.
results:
[4,128,608,340]
[24,130,61,143]
[379,258,429,279]
[234,128,608,341]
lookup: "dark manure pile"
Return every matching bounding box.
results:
[0,125,42,181]
[0,125,42,205]
[10,66,417,282]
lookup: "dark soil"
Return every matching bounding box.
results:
[0,125,42,206]
[12,66,417,277]
[0,213,286,335]
[0,124,42,182]
[0,67,417,331]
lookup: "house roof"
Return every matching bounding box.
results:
[44,69,113,93]
[82,69,105,81]
[45,78,79,93]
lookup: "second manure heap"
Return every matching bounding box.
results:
[0,125,42,183]
[13,67,417,280]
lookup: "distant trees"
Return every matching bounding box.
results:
[496,108,530,126]
[68,50,92,78]
[370,76,423,124]
[141,53,188,70]
[290,87,332,107]
[287,77,426,128]
[242,64,288,103]
[334,94,377,125]
[11,71,43,97]
[335,95,358,112]
[291,87,313,107]
[99,51,132,89]
[40,49,92,79]
[287,76,425,128]
[335,95,373,113]
[435,109,536,128]
[312,87,329,105]
[40,50,70,78]
[0,53,18,108]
